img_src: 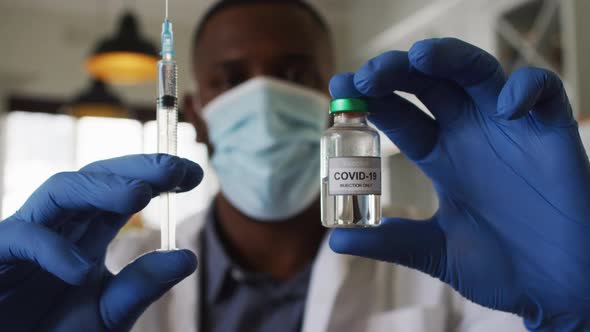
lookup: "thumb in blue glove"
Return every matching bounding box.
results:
[0,154,203,332]
[329,38,590,331]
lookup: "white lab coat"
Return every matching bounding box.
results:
[107,205,525,332]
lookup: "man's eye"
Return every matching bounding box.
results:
[210,72,247,92]
[282,68,308,85]
[218,75,245,91]
[280,66,321,88]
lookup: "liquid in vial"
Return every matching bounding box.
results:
[321,98,381,227]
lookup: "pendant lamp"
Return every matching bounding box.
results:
[86,12,158,85]
[67,79,131,118]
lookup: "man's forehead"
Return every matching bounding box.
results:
[194,3,323,62]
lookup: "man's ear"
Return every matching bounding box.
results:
[183,94,212,152]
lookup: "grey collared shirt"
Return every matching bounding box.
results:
[200,214,312,332]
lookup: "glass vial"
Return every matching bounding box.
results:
[321,98,381,227]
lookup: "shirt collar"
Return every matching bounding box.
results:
[201,208,315,305]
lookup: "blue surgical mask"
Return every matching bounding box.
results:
[203,77,329,221]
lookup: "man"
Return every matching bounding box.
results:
[107,1,523,331]
[1,1,589,331]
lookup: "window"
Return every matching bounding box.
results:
[0,111,217,228]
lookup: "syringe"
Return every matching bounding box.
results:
[158,0,178,250]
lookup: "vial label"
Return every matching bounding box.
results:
[328,157,381,195]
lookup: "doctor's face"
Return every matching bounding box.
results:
[186,2,333,147]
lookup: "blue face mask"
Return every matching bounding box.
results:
[203,77,329,221]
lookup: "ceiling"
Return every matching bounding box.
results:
[0,0,357,104]
[0,0,351,26]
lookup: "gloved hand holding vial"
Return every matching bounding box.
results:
[321,98,381,227]
[328,38,590,330]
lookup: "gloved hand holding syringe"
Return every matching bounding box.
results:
[157,0,178,250]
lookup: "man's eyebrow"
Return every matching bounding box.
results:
[210,53,315,69]
[275,53,315,63]
[211,58,248,70]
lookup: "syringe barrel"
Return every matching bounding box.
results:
[157,58,178,157]
[157,59,178,104]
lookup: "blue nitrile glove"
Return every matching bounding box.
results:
[329,38,590,331]
[0,154,203,332]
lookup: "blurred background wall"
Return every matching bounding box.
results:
[0,0,588,227]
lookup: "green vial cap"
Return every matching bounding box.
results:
[330,98,368,113]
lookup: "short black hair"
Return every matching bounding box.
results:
[192,0,331,48]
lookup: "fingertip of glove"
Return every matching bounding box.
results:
[178,249,198,273]
[495,75,530,121]
[130,249,198,286]
[354,50,409,96]
[154,153,183,171]
[152,154,188,190]
[354,56,386,96]
[353,73,374,96]
[408,38,441,72]
[329,73,363,99]
[177,158,204,192]
[158,249,197,269]
[354,68,388,96]
[159,249,198,281]
[328,230,355,254]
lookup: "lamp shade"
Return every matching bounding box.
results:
[86,13,158,85]
[67,79,131,118]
